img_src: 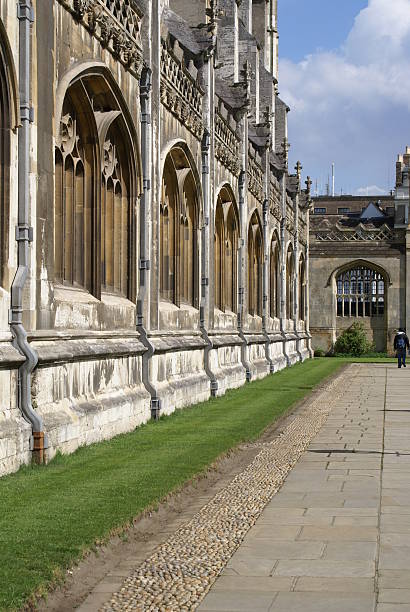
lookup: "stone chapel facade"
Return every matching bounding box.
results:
[309,148,410,354]
[0,0,311,476]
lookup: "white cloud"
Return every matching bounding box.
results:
[279,0,410,194]
[355,185,387,196]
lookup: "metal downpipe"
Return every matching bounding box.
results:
[9,0,46,463]
[237,168,252,382]
[261,194,275,373]
[137,66,161,420]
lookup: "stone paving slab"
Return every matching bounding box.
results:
[198,365,410,612]
[78,364,410,611]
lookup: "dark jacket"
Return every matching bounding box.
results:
[394,332,410,351]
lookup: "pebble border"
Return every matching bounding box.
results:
[101,365,354,611]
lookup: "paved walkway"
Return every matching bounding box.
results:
[199,364,410,612]
[75,364,410,611]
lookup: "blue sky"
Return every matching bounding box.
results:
[278,0,410,196]
[279,0,368,63]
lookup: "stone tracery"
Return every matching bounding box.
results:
[54,74,136,300]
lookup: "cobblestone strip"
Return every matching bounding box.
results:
[102,365,355,612]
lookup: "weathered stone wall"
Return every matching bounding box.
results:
[309,236,403,353]
[0,0,311,478]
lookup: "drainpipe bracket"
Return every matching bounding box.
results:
[17,2,34,22]
[210,380,219,396]
[139,259,150,270]
[15,224,33,242]
[9,308,22,325]
[151,397,161,420]
[29,432,49,451]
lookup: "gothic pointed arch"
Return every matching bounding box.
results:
[214,199,224,310]
[0,20,19,289]
[299,253,306,321]
[248,210,263,317]
[160,144,201,308]
[214,184,239,313]
[334,261,387,319]
[286,243,295,320]
[270,230,280,319]
[54,67,139,301]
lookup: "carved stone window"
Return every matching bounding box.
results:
[299,256,306,321]
[336,265,385,318]
[0,65,8,287]
[214,202,224,311]
[270,235,280,318]
[214,189,239,313]
[55,75,137,301]
[160,162,176,303]
[248,212,263,317]
[0,28,15,290]
[286,245,295,320]
[160,147,199,308]
[180,173,197,306]
[55,98,93,289]
[101,124,131,296]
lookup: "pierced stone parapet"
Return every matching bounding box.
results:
[286,204,296,235]
[298,227,307,246]
[215,106,240,176]
[160,41,204,140]
[313,225,403,242]
[248,149,264,203]
[269,180,281,221]
[58,0,144,78]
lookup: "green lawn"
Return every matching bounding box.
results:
[0,357,379,610]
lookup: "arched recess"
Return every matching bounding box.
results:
[54,67,139,301]
[299,253,306,321]
[160,145,201,308]
[286,243,295,320]
[0,20,19,288]
[214,185,239,313]
[332,260,388,351]
[334,262,386,319]
[248,210,263,317]
[328,258,392,289]
[270,230,280,319]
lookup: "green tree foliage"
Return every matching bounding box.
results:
[334,322,372,356]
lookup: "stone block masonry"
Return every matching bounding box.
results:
[0,0,311,476]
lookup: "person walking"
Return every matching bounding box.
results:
[394,328,410,368]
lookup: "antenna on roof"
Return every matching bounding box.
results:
[332,162,335,197]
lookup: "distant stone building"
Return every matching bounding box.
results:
[0,1,311,476]
[309,149,410,353]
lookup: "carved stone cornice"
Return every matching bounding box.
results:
[215,109,240,176]
[58,0,143,79]
[160,41,204,140]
